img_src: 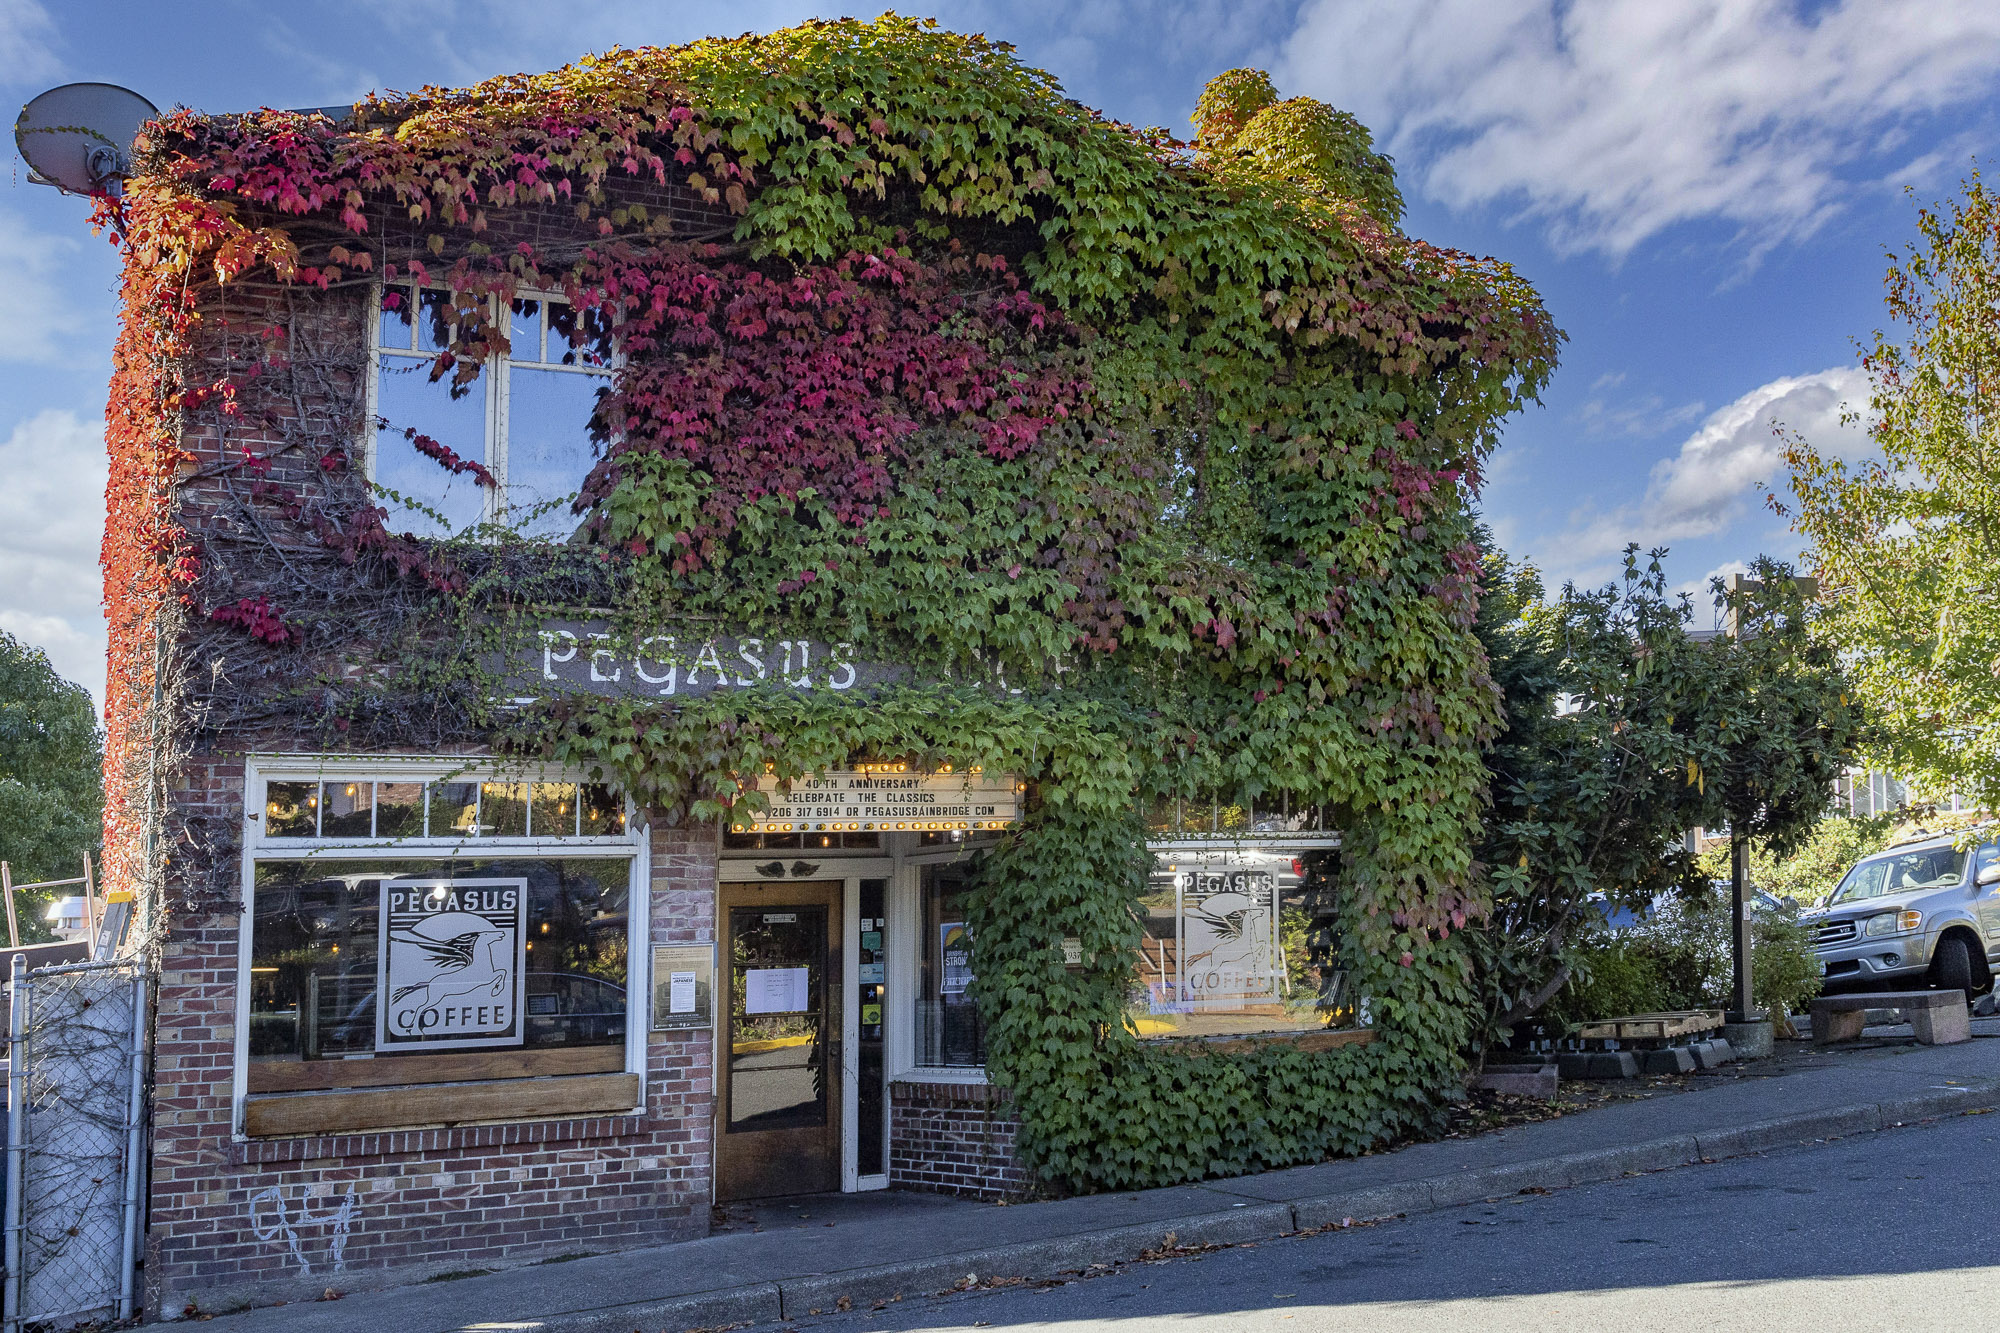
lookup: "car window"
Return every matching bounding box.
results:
[1831,847,1966,904]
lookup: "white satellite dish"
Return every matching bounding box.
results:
[15,82,160,197]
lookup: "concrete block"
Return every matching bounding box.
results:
[1558,1050,1638,1080]
[1813,1007,1866,1044]
[1471,1063,1558,1098]
[1638,1047,1696,1076]
[1909,1001,1971,1045]
[1690,1039,1736,1068]
[1721,1020,1774,1060]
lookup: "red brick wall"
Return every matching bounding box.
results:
[143,776,720,1318]
[887,1080,1030,1199]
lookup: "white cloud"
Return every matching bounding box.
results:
[1642,366,1871,536]
[1279,0,2000,257]
[0,409,106,706]
[0,0,59,91]
[0,212,85,363]
[1537,366,1871,582]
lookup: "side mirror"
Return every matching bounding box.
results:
[1978,863,2000,888]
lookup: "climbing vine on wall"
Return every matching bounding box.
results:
[99,16,1558,1191]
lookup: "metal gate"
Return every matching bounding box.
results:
[3,957,148,1330]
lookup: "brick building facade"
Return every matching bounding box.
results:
[92,47,1353,1318]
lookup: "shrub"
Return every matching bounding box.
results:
[1546,888,1822,1029]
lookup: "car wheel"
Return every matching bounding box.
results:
[1930,934,1975,995]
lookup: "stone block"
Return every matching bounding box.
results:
[1909,1000,1972,1045]
[1556,1050,1638,1080]
[1721,1020,1774,1060]
[1471,1063,1558,1098]
[1690,1039,1736,1068]
[1813,1007,1866,1044]
[1638,1047,1696,1076]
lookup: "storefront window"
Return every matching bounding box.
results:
[261,777,624,840]
[1127,845,1350,1040]
[916,863,985,1067]
[247,855,631,1089]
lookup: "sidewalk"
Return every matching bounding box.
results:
[194,1031,2000,1332]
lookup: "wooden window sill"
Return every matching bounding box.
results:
[242,1071,641,1138]
[1151,1027,1374,1055]
[247,1044,624,1093]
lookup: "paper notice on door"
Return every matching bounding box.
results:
[668,970,697,1015]
[745,966,810,1014]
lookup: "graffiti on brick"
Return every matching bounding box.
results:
[249,1185,358,1276]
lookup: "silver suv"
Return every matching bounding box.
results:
[1806,830,2000,995]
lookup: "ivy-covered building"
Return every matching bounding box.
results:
[93,19,1555,1315]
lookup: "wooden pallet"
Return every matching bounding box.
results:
[1574,1009,1725,1043]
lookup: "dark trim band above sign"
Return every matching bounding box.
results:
[521,620,910,699]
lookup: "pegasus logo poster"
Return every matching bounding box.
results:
[376,879,529,1050]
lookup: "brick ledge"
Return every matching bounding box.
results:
[229,1112,651,1164]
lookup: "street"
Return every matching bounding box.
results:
[783,1111,1998,1333]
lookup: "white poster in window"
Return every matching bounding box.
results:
[939,922,973,995]
[1174,866,1282,1010]
[376,878,528,1051]
[745,966,810,1014]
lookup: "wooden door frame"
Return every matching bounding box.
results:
[715,879,842,1203]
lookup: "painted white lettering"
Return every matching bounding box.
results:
[540,629,579,681]
[827,642,858,690]
[784,639,814,689]
[689,640,729,687]
[736,637,767,685]
[635,635,678,695]
[588,633,624,683]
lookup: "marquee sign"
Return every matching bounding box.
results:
[376,878,528,1052]
[519,620,910,699]
[737,767,1021,834]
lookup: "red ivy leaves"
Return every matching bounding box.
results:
[579,243,1088,571]
[208,596,296,645]
[377,418,498,487]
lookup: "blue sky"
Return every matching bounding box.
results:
[6,0,1999,704]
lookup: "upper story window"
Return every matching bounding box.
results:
[372,284,615,539]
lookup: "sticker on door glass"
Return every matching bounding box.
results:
[745,966,810,1014]
[376,878,528,1050]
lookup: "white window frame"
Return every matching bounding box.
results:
[365,282,617,532]
[234,754,649,1140]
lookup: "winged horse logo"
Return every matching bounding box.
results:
[386,910,513,1024]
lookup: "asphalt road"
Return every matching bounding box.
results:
[781,1111,2000,1333]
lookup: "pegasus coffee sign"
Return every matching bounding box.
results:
[377,878,528,1051]
[524,620,909,700]
[1173,865,1283,1011]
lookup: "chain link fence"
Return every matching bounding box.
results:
[4,959,148,1331]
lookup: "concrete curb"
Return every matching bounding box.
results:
[487,1077,2000,1333]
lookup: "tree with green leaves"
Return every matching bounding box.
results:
[1783,173,2000,810]
[1468,547,1711,1056]
[1693,560,1866,1016]
[0,631,103,938]
[1468,548,1859,1053]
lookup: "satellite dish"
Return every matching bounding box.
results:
[14,82,160,197]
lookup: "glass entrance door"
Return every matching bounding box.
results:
[717,881,840,1201]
